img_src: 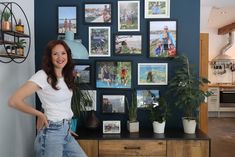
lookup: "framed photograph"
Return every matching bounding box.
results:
[58,6,77,34]
[149,20,177,58]
[136,90,159,108]
[74,64,91,84]
[103,120,121,134]
[138,63,168,85]
[96,61,132,89]
[89,26,111,57]
[80,90,97,111]
[114,34,142,55]
[101,95,125,114]
[84,3,112,24]
[144,0,170,18]
[118,1,140,32]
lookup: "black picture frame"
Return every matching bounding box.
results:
[74,64,91,84]
[114,34,142,56]
[57,6,77,34]
[148,19,177,58]
[83,2,112,24]
[95,60,132,89]
[101,94,125,114]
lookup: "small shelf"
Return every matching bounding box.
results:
[0,40,15,45]
[0,53,25,59]
[1,30,30,38]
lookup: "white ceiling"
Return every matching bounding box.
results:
[201,0,235,29]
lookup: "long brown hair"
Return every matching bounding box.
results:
[42,40,75,90]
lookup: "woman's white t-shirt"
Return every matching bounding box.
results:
[29,70,73,122]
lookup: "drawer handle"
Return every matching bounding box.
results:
[124,146,141,150]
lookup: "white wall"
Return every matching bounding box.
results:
[0,1,35,157]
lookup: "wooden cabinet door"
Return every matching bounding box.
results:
[77,140,98,157]
[167,140,209,157]
[99,140,166,157]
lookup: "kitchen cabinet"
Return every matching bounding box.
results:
[208,87,220,112]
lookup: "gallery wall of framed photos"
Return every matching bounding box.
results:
[35,0,200,129]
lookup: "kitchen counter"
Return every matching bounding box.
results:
[208,83,235,88]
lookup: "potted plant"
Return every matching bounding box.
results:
[71,77,99,131]
[147,97,168,134]
[15,39,26,56]
[1,10,12,30]
[126,93,139,133]
[167,55,212,134]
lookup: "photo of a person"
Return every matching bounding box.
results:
[120,66,128,86]
[58,6,77,33]
[151,2,161,14]
[101,65,112,86]
[102,98,113,113]
[84,4,111,23]
[149,21,176,58]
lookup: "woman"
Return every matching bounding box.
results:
[8,40,87,157]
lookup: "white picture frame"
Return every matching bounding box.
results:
[118,1,140,32]
[88,26,111,57]
[103,120,121,134]
[138,63,168,85]
[144,0,170,18]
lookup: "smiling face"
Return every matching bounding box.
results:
[51,44,68,71]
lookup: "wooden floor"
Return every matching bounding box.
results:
[208,117,235,157]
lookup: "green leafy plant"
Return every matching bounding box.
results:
[167,55,212,119]
[15,39,26,48]
[1,10,11,21]
[147,97,169,123]
[126,93,138,122]
[71,78,93,118]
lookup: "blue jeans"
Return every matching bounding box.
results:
[34,119,87,157]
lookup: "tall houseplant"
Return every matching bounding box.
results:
[147,97,169,133]
[71,78,93,131]
[126,93,139,132]
[167,55,212,134]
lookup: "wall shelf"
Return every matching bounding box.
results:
[0,2,31,63]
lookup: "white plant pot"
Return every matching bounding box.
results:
[182,117,196,134]
[127,121,139,133]
[153,121,166,134]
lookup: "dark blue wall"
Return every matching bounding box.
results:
[35,0,200,129]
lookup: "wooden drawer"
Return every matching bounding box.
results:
[99,140,166,157]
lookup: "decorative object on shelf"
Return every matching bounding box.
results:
[147,97,169,134]
[148,20,177,58]
[1,9,11,30]
[137,63,168,85]
[103,120,121,134]
[85,110,100,130]
[144,0,170,19]
[15,19,24,33]
[15,39,26,56]
[167,55,212,134]
[62,30,88,59]
[0,2,31,63]
[126,93,139,133]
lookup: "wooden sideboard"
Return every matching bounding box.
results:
[76,128,210,157]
